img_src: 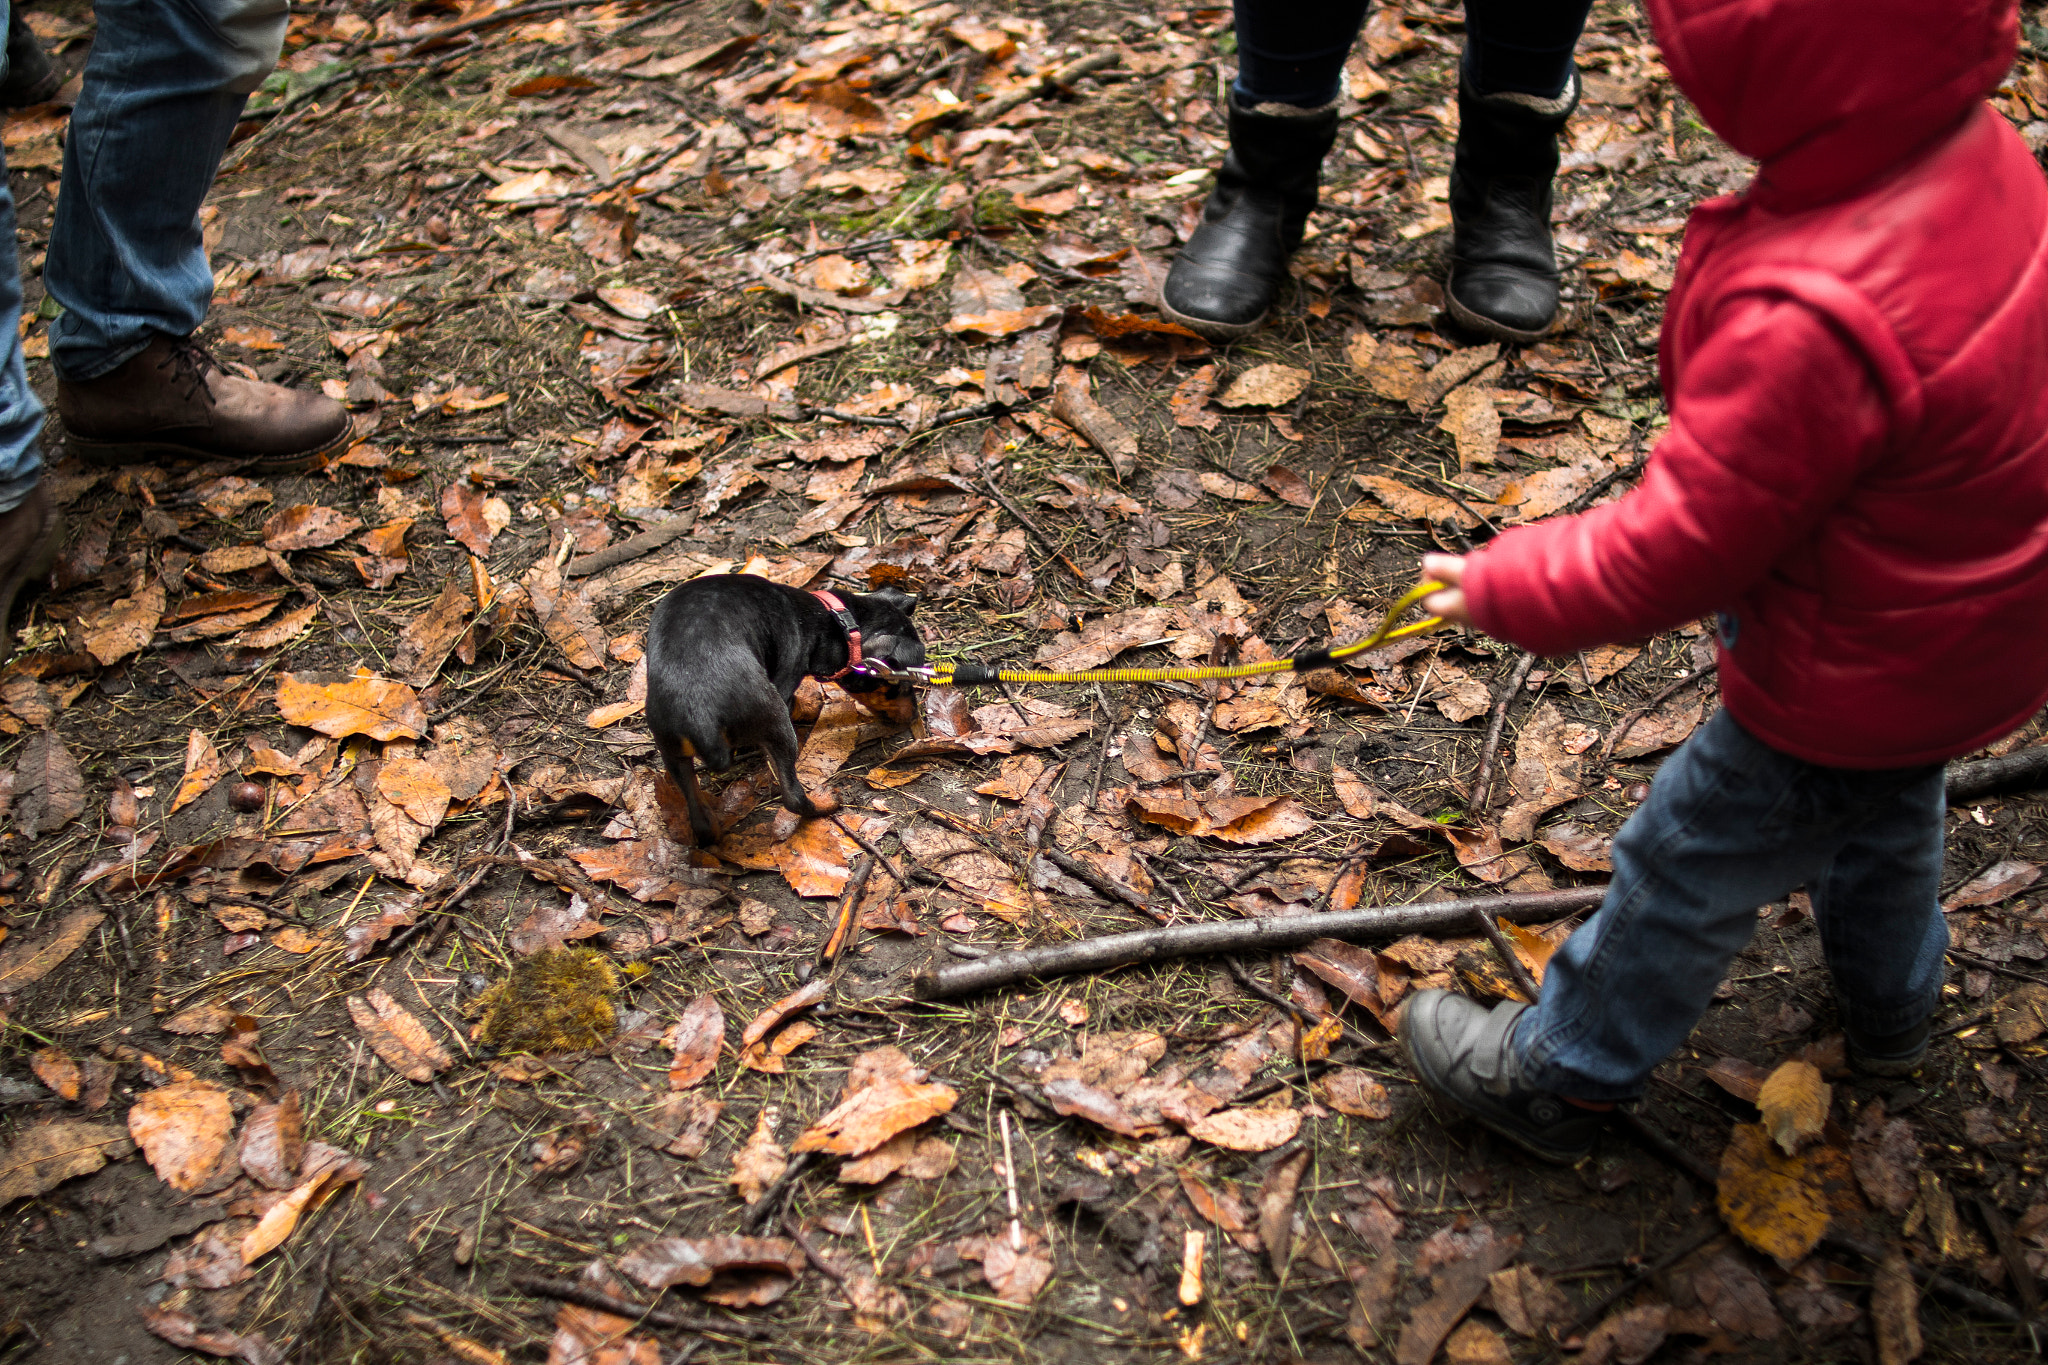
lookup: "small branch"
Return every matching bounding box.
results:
[1084,686,1117,807]
[506,1275,770,1338]
[1947,949,2048,989]
[1558,455,1646,519]
[962,51,1120,129]
[1224,956,1392,1054]
[1947,745,2048,805]
[1470,905,1543,1003]
[740,1151,820,1235]
[565,516,697,578]
[980,471,1105,600]
[913,887,1606,999]
[780,1214,855,1293]
[1042,847,1168,923]
[1467,652,1537,811]
[819,854,875,966]
[1598,661,1716,765]
[1566,1225,1723,1333]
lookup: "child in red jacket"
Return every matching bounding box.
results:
[1397,0,2048,1162]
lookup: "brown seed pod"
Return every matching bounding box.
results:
[229,782,266,812]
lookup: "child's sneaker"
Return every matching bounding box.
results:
[1845,1018,1930,1077]
[1398,991,1607,1164]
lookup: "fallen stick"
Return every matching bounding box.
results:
[1947,746,2048,804]
[912,886,1604,999]
[507,1274,771,1338]
[565,515,698,578]
[964,51,1120,129]
[1467,651,1537,811]
[1599,660,1716,765]
[1041,847,1167,923]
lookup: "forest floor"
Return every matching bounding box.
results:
[1,0,2046,1362]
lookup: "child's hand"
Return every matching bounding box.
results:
[1421,553,1472,627]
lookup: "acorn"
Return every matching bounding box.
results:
[228,781,266,812]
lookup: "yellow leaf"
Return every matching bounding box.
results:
[1716,1122,1830,1265]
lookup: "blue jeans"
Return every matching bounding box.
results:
[1515,709,1950,1102]
[0,0,286,512]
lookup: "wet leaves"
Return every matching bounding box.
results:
[1717,1123,1832,1264]
[1943,858,2040,911]
[1183,1106,1301,1152]
[619,1235,805,1306]
[128,1079,234,1192]
[732,1105,788,1205]
[276,670,426,741]
[1756,1060,1830,1155]
[12,731,86,836]
[792,1047,958,1157]
[1126,791,1313,845]
[0,908,104,992]
[0,1119,133,1201]
[666,994,725,1091]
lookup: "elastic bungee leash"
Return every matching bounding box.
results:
[851,581,1448,689]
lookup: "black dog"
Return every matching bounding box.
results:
[645,574,923,845]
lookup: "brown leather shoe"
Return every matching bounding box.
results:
[56,335,353,474]
[0,483,60,663]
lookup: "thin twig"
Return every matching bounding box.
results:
[1042,847,1168,923]
[819,854,875,966]
[507,1275,769,1337]
[1085,686,1117,807]
[1948,949,2048,989]
[999,1111,1024,1250]
[1470,905,1543,1002]
[1224,956,1392,1054]
[1566,1225,1723,1332]
[980,471,1104,600]
[1468,652,1537,811]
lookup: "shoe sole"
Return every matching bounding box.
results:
[1443,278,1558,345]
[0,502,62,665]
[1158,297,1268,343]
[1397,1013,1593,1166]
[62,424,353,477]
[1848,1048,1926,1078]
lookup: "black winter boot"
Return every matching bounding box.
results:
[1160,92,1340,341]
[1446,67,1579,342]
[0,12,59,109]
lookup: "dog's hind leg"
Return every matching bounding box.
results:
[759,708,838,821]
[653,729,718,847]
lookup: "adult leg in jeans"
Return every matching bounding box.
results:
[0,0,62,662]
[1163,0,1593,340]
[45,0,351,473]
[1400,710,1945,1159]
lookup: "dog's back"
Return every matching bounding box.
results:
[645,575,804,770]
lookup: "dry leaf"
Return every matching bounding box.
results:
[238,1092,304,1190]
[1717,1122,1831,1264]
[1259,1148,1310,1278]
[127,1079,234,1192]
[1942,859,2041,911]
[791,1054,958,1157]
[140,1304,283,1365]
[1871,1248,1923,1365]
[12,730,86,836]
[1217,363,1310,409]
[442,481,508,558]
[347,987,453,1083]
[169,729,224,814]
[732,1105,787,1204]
[1317,1068,1393,1119]
[1757,1060,1830,1155]
[1993,983,2048,1044]
[0,908,103,992]
[1851,1100,1920,1215]
[618,1235,805,1302]
[1500,702,1585,842]
[240,1149,365,1264]
[1171,364,1221,430]
[0,1120,132,1201]
[83,580,165,666]
[524,561,608,672]
[277,670,426,741]
[740,978,827,1049]
[547,1260,663,1365]
[262,504,364,552]
[1126,792,1314,845]
[1183,1106,1301,1152]
[667,994,724,1090]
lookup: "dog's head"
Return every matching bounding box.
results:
[843,586,924,693]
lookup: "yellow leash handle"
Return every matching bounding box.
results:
[917,581,1447,688]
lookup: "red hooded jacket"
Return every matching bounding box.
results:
[1463,0,2048,768]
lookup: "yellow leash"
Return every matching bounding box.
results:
[859,582,1448,689]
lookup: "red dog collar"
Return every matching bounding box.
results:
[811,590,863,681]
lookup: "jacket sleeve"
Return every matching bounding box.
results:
[1463,294,1891,656]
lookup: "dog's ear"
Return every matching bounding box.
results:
[872,586,917,616]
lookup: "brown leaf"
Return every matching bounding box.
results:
[1611,690,1706,758]
[1535,821,1612,871]
[1351,473,1480,529]
[1217,363,1309,409]
[83,579,166,666]
[984,1240,1053,1305]
[262,504,364,552]
[376,755,452,830]
[170,729,225,814]
[238,1092,304,1190]
[1871,1248,1923,1365]
[1199,470,1273,502]
[394,577,476,687]
[731,1105,788,1205]
[0,1119,132,1201]
[1942,858,2041,911]
[791,1055,958,1156]
[0,908,103,992]
[667,994,724,1090]
[1717,1122,1831,1264]
[239,1147,365,1264]
[1258,1148,1310,1279]
[1757,1060,1830,1156]
[839,1130,956,1183]
[1488,1264,1572,1338]
[139,1305,283,1365]
[1050,369,1139,475]
[1500,702,1585,842]
[31,1046,80,1100]
[127,1079,234,1192]
[1443,825,1535,885]
[1394,1229,1521,1365]
[618,1235,805,1297]
[1994,983,2048,1044]
[1577,1303,1669,1365]
[1261,465,1315,507]
[1126,792,1314,845]
[739,1018,818,1073]
[772,814,859,898]
[1170,364,1221,430]
[1851,1100,1921,1216]
[1183,1107,1301,1152]
[162,1001,237,1035]
[440,481,506,559]
[1294,939,1398,1030]
[1684,1248,1784,1341]
[1438,385,1501,469]
[647,1091,723,1159]
[277,670,425,741]
[740,978,827,1049]
[236,602,319,650]
[13,730,87,835]
[1316,1068,1393,1119]
[524,561,607,672]
[1444,1321,1514,1364]
[346,987,453,1082]
[1041,1076,1158,1139]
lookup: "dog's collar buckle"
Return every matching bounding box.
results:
[811,589,864,681]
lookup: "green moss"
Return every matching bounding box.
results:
[475,948,620,1054]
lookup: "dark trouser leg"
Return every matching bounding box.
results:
[1232,0,1372,108]
[1446,0,1595,341]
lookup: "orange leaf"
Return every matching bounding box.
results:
[346,987,452,1082]
[1183,1106,1302,1152]
[791,1047,957,1157]
[739,978,827,1049]
[774,817,857,899]
[667,994,725,1090]
[276,669,426,741]
[262,503,364,552]
[126,1079,234,1192]
[731,1105,788,1205]
[169,729,223,814]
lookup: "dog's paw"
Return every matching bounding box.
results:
[802,786,840,817]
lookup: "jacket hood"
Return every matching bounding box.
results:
[1646,0,2017,207]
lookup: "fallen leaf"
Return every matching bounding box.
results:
[1851,1099,1920,1216]
[740,1018,818,1073]
[1259,1148,1310,1278]
[1717,1122,1831,1264]
[83,579,165,666]
[1994,983,2048,1044]
[1351,473,1480,529]
[546,1260,663,1365]
[1757,1060,1830,1155]
[1126,792,1314,845]
[944,303,1061,337]
[619,1235,805,1308]
[441,481,509,559]
[1394,1229,1521,1365]
[1444,1321,1514,1364]
[1488,1264,1572,1339]
[0,908,104,992]
[31,1046,80,1100]
[667,994,725,1090]
[1500,702,1584,841]
[1577,1304,1669,1365]
[170,729,225,814]
[1262,465,1315,507]
[1171,364,1221,430]
[839,1129,957,1183]
[240,1148,365,1264]
[238,1092,304,1190]
[262,504,364,552]
[740,979,827,1049]
[139,1305,284,1365]
[127,1079,234,1192]
[1317,1068,1393,1119]
[984,1239,1053,1305]
[791,1050,958,1157]
[377,755,452,829]
[1684,1248,1785,1341]
[1611,691,1706,758]
[648,1091,724,1159]
[1438,385,1501,468]
[0,1120,132,1201]
[1943,859,2041,912]
[1183,1107,1301,1152]
[1217,363,1310,409]
[524,562,608,672]
[1871,1247,1922,1365]
[346,987,453,1083]
[277,670,426,741]
[732,1105,787,1204]
[773,814,859,898]
[1198,470,1273,502]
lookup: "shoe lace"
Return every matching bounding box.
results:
[155,338,221,406]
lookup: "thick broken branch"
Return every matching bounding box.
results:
[1947,746,2048,804]
[913,887,1604,999]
